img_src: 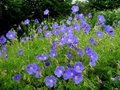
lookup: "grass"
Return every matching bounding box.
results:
[0,14,120,90]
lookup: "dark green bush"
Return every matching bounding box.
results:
[1,0,72,35]
[88,0,120,11]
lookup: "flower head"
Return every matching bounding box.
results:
[77,48,84,57]
[0,36,6,44]
[36,54,48,61]
[6,31,16,40]
[89,38,95,45]
[45,75,56,87]
[71,5,79,13]
[45,61,51,66]
[18,49,23,55]
[44,9,49,15]
[54,66,65,77]
[98,15,106,24]
[49,50,57,58]
[88,13,92,18]
[26,64,38,74]
[96,30,104,38]
[34,19,39,23]
[13,74,21,81]
[73,62,84,73]
[44,31,52,38]
[66,52,72,60]
[73,73,83,84]
[23,19,30,25]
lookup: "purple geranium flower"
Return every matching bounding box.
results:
[74,23,81,31]
[67,20,71,25]
[84,46,93,56]
[44,9,49,15]
[71,5,79,13]
[0,36,6,44]
[73,62,84,73]
[88,51,98,62]
[83,23,91,34]
[6,31,16,40]
[73,73,83,84]
[34,19,39,23]
[36,26,42,33]
[89,38,95,45]
[34,66,41,78]
[44,31,52,38]
[45,61,51,66]
[104,25,114,37]
[68,16,72,21]
[96,30,104,38]
[98,15,106,24]
[18,49,23,55]
[23,19,30,25]
[63,69,74,80]
[26,64,38,74]
[66,52,72,60]
[45,75,56,87]
[36,54,48,61]
[0,50,2,56]
[49,50,57,58]
[54,66,65,77]
[13,74,21,81]
[52,22,58,29]
[43,25,48,30]
[111,76,120,81]
[88,13,92,18]
[52,29,60,35]
[77,48,84,57]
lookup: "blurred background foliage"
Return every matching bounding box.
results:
[0,0,120,35]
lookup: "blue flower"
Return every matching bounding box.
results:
[73,62,84,73]
[88,52,98,62]
[6,31,16,40]
[34,19,39,23]
[88,13,92,18]
[49,50,57,58]
[45,75,56,87]
[71,5,79,13]
[84,46,93,56]
[36,26,42,33]
[0,50,2,56]
[23,19,30,25]
[74,23,81,31]
[111,76,120,81]
[73,73,83,84]
[52,29,60,35]
[104,25,114,37]
[96,30,104,38]
[68,16,72,21]
[77,48,84,57]
[83,23,90,34]
[13,74,21,81]
[98,15,106,24]
[44,31,52,38]
[52,22,58,29]
[0,36,6,44]
[45,61,51,66]
[63,69,75,80]
[44,9,49,15]
[26,64,38,74]
[89,38,95,45]
[36,54,48,61]
[18,49,24,55]
[54,66,65,77]
[66,52,72,60]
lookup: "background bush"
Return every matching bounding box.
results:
[0,0,72,35]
